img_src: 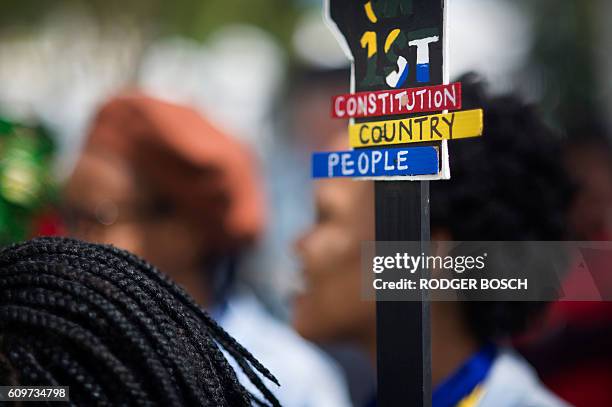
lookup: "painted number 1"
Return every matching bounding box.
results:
[360,0,439,88]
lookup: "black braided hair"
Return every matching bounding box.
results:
[0,237,280,407]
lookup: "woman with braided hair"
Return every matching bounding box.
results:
[0,236,280,406]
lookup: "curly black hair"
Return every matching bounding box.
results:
[0,237,280,406]
[431,73,574,342]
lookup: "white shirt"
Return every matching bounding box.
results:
[219,292,353,407]
[478,349,572,407]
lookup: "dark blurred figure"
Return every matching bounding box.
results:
[62,93,352,406]
[0,237,279,406]
[294,74,573,407]
[517,122,612,407]
[565,124,612,241]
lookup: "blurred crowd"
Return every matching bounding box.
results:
[1,0,612,406]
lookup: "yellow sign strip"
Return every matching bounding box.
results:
[349,109,483,148]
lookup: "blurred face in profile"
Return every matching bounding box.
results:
[63,151,207,293]
[293,178,376,347]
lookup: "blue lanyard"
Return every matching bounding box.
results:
[364,345,496,407]
[432,344,497,407]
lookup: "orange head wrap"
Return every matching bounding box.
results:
[83,92,265,252]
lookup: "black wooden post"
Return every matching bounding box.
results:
[375,181,431,407]
[324,1,447,406]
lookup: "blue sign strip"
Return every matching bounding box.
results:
[312,146,439,178]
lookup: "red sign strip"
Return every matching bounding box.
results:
[331,82,462,119]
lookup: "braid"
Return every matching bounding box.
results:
[0,237,280,406]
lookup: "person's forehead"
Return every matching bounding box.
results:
[65,151,142,205]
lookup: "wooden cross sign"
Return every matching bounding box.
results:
[313,0,484,180]
[312,1,485,406]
